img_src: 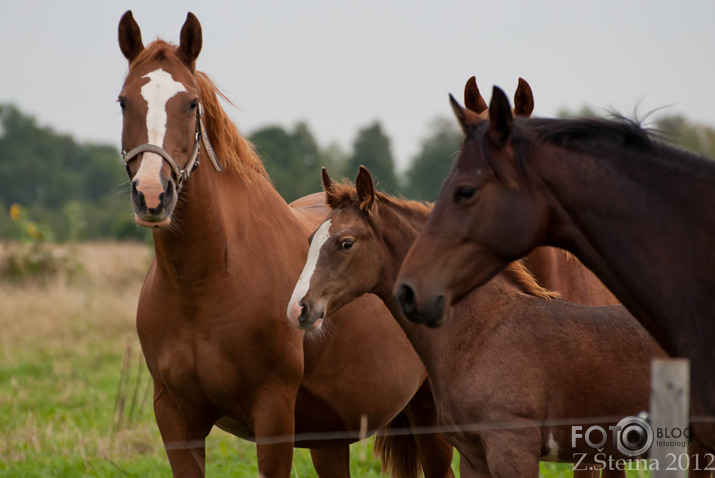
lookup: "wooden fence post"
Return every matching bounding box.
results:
[650,358,690,478]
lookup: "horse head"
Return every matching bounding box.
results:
[117,11,221,228]
[287,167,383,331]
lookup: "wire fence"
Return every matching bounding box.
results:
[156,414,715,449]
[115,342,714,461]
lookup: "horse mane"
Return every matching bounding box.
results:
[328,179,558,299]
[529,116,653,153]
[522,114,713,164]
[472,114,714,191]
[502,261,560,300]
[128,39,174,70]
[128,39,268,182]
[324,178,361,207]
[326,179,432,222]
[195,71,268,181]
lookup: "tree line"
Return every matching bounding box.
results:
[1,102,714,241]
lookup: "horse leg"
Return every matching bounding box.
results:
[310,444,350,478]
[482,428,541,478]
[252,385,299,478]
[458,452,491,478]
[572,468,598,478]
[597,465,626,477]
[403,380,455,477]
[153,381,213,478]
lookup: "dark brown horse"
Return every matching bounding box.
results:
[465,76,618,306]
[117,11,453,477]
[287,166,672,477]
[395,86,715,450]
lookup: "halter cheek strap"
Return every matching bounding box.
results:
[121,103,223,192]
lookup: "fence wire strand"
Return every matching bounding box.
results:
[160,414,715,450]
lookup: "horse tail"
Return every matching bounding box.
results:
[373,411,421,478]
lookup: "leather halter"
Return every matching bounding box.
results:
[121,103,223,192]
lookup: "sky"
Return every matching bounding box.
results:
[2,0,714,172]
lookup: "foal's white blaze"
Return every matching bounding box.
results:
[287,219,332,325]
[136,69,187,208]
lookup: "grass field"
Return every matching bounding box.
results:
[0,242,653,477]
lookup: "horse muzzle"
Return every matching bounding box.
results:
[131,174,176,228]
[395,282,452,328]
[287,297,326,331]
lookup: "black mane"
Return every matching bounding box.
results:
[527,116,654,153]
[468,113,715,186]
[505,116,713,171]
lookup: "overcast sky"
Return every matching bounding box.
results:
[2,0,713,172]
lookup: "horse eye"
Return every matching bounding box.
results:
[340,239,354,250]
[118,98,127,111]
[189,99,198,111]
[307,232,315,245]
[454,186,477,203]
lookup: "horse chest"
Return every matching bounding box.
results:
[136,287,303,413]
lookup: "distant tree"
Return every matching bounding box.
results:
[556,105,599,119]
[0,105,126,208]
[346,122,399,195]
[318,141,349,181]
[653,114,715,158]
[82,144,125,200]
[403,117,462,202]
[250,121,325,202]
[0,103,133,241]
[0,104,64,207]
[251,124,301,200]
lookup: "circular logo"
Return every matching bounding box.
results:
[615,416,653,457]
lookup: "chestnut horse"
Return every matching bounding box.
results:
[287,166,671,477]
[464,77,618,306]
[117,11,454,477]
[395,86,715,451]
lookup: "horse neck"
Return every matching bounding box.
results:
[534,140,715,350]
[372,200,513,367]
[371,199,430,299]
[373,197,527,305]
[151,159,303,285]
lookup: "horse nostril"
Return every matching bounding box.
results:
[298,303,310,327]
[162,181,175,208]
[396,283,417,316]
[131,180,145,208]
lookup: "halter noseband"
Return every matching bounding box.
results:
[121,103,223,192]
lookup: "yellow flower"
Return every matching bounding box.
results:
[9,203,21,222]
[26,221,41,240]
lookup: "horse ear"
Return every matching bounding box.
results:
[451,94,486,134]
[118,10,144,63]
[488,86,513,145]
[356,166,376,214]
[464,76,488,114]
[513,77,534,118]
[179,12,202,67]
[450,94,470,133]
[322,167,339,208]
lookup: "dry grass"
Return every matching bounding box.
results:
[0,242,150,360]
[0,241,163,475]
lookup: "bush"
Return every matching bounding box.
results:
[0,204,81,283]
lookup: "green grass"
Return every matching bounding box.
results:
[0,242,396,477]
[0,242,653,477]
